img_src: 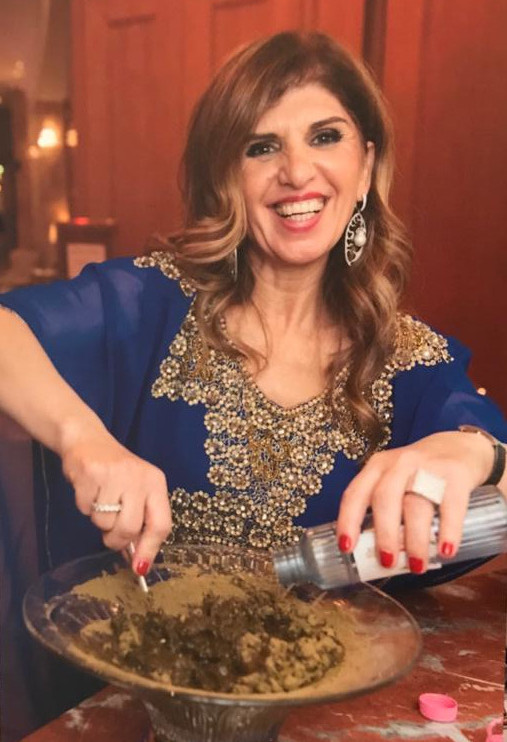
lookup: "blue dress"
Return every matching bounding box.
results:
[0,253,505,739]
[0,252,505,563]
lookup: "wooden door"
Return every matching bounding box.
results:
[374,0,507,408]
[182,0,365,121]
[71,0,365,253]
[72,0,187,250]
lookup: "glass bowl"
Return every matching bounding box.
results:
[24,545,421,742]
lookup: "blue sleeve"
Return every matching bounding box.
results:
[392,335,506,447]
[0,258,191,438]
[1,263,111,419]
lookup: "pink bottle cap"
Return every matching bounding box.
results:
[486,717,503,742]
[418,693,458,722]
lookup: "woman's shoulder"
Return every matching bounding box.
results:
[133,250,195,297]
[97,253,195,335]
[391,313,458,371]
[385,314,472,408]
[390,312,476,374]
[89,252,195,317]
[387,314,506,443]
[0,253,194,340]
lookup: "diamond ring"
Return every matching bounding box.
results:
[92,502,122,514]
[408,468,446,507]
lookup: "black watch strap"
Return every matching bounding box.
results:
[459,425,506,486]
[484,442,506,486]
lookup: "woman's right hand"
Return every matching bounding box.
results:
[61,427,172,575]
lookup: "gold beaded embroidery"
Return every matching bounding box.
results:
[136,253,452,550]
[134,251,195,297]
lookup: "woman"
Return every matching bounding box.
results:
[0,30,505,738]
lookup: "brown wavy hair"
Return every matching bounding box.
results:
[163,31,411,454]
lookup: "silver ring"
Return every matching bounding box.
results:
[408,468,446,506]
[92,502,122,514]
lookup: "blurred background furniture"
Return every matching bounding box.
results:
[56,218,116,279]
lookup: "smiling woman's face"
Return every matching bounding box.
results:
[240,83,374,270]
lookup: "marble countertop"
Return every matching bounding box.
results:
[21,555,507,742]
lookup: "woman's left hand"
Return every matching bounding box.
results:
[336,430,495,573]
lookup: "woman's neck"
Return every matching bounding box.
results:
[246,253,330,333]
[224,256,346,408]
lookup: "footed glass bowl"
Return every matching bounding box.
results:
[24,545,421,742]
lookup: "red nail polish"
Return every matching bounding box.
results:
[338,534,351,552]
[136,560,150,576]
[380,550,394,568]
[409,556,424,574]
[441,542,454,557]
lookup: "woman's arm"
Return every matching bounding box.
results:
[0,307,171,572]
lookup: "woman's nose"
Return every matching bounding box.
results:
[277,145,315,188]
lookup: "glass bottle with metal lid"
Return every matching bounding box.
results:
[272,487,507,590]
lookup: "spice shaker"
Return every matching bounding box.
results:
[273,487,507,590]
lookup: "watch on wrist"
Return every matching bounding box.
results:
[458,425,506,486]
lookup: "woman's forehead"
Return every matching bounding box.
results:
[253,83,353,133]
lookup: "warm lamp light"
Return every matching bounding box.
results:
[48,223,58,244]
[55,205,70,223]
[37,126,60,149]
[66,128,79,147]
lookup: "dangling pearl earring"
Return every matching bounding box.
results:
[344,193,368,266]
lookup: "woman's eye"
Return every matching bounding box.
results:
[245,140,277,158]
[312,128,342,146]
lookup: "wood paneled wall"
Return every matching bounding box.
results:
[71,0,365,249]
[377,0,507,408]
[72,0,186,249]
[71,0,507,408]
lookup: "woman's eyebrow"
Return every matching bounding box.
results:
[247,115,350,142]
[310,116,349,131]
[245,132,276,144]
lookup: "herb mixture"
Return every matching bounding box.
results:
[74,570,345,694]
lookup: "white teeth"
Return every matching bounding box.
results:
[285,212,316,222]
[274,197,325,217]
